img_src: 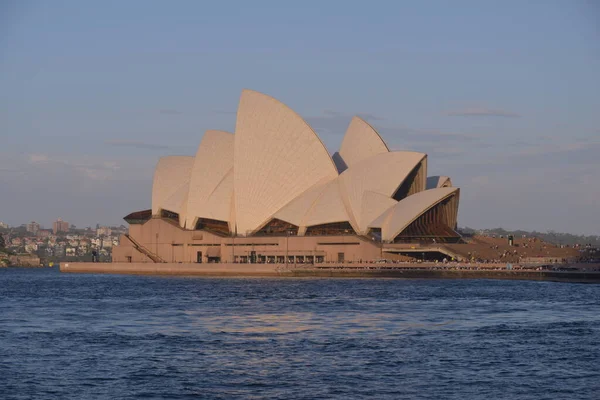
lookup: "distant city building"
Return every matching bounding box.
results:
[54,244,65,256]
[97,227,112,237]
[78,242,89,254]
[53,218,70,234]
[0,222,9,229]
[24,243,38,254]
[36,229,52,238]
[26,221,41,235]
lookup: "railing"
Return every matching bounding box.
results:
[124,234,166,263]
[382,243,465,262]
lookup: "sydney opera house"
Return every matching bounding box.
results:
[112,90,460,264]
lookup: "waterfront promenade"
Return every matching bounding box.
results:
[60,262,600,283]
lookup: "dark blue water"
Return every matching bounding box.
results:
[1,268,600,399]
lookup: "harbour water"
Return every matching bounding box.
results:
[1,267,599,399]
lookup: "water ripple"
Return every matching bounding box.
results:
[1,268,600,399]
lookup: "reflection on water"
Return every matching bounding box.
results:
[200,313,317,334]
[193,312,457,335]
[1,269,600,399]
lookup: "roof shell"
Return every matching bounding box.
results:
[339,151,426,231]
[273,180,330,227]
[151,156,194,215]
[161,181,190,217]
[273,178,354,233]
[368,187,459,241]
[233,89,338,235]
[359,191,398,235]
[337,116,389,172]
[184,130,234,229]
[303,179,352,228]
[198,169,234,228]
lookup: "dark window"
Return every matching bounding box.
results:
[369,228,382,242]
[305,222,355,236]
[161,209,180,222]
[195,218,230,236]
[254,219,298,236]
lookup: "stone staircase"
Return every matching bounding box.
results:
[124,234,166,263]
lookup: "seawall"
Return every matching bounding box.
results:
[60,262,283,276]
[60,262,600,283]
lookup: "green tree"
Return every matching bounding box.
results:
[0,234,5,250]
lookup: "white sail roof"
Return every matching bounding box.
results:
[184,130,234,229]
[233,89,338,235]
[199,169,234,228]
[368,187,459,241]
[273,180,331,227]
[161,181,190,216]
[336,116,389,172]
[339,151,426,231]
[303,179,352,228]
[358,191,397,235]
[151,156,194,215]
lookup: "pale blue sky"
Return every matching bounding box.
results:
[1,0,599,234]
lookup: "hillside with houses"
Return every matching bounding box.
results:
[0,220,127,266]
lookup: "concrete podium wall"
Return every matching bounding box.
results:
[61,262,285,276]
[115,218,386,264]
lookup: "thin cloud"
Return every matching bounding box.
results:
[471,175,490,186]
[445,107,521,118]
[20,153,124,182]
[429,146,468,156]
[305,109,481,156]
[322,109,384,121]
[322,110,343,116]
[356,112,385,121]
[305,110,385,136]
[380,126,479,142]
[105,140,171,150]
[515,141,600,157]
[213,109,237,115]
[27,154,50,164]
[158,109,182,115]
